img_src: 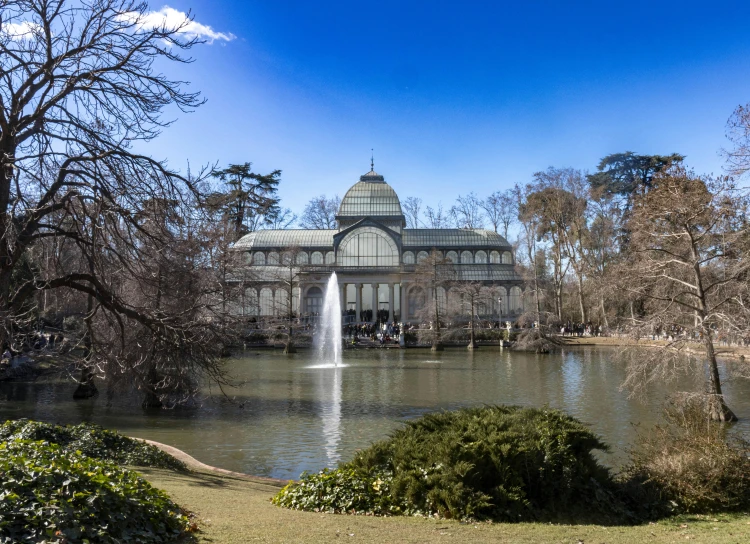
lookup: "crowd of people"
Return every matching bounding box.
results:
[343,321,404,345]
[560,322,603,337]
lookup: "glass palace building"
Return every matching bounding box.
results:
[233,167,524,322]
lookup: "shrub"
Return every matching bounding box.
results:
[0,420,186,471]
[621,395,750,514]
[0,440,190,543]
[274,406,621,522]
[272,468,410,516]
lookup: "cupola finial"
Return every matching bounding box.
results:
[370,149,374,171]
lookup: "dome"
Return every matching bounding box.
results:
[337,168,404,218]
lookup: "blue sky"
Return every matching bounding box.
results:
[138,1,750,214]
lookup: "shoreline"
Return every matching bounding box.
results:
[559,336,750,360]
[136,438,290,487]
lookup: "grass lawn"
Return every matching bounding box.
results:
[140,468,750,544]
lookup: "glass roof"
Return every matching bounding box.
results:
[234,229,334,249]
[338,178,403,217]
[235,227,512,250]
[403,229,511,248]
[455,266,522,282]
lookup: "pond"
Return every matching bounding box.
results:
[1,347,748,481]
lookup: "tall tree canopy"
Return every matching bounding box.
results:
[623,167,750,421]
[209,163,281,240]
[587,152,684,202]
[0,0,228,405]
[299,194,340,229]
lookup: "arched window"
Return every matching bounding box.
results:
[244,288,259,316]
[252,252,266,265]
[436,287,447,313]
[337,227,399,267]
[446,251,458,263]
[490,250,501,264]
[461,251,473,264]
[267,251,279,265]
[274,289,288,316]
[475,250,487,264]
[305,286,323,315]
[325,251,335,264]
[509,286,523,314]
[497,287,507,315]
[407,287,426,319]
[417,251,429,263]
[311,251,324,265]
[260,288,274,315]
[296,251,309,265]
[403,251,415,264]
[502,251,512,264]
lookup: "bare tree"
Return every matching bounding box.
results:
[424,202,450,228]
[481,190,516,239]
[724,103,750,177]
[402,196,422,228]
[299,195,340,229]
[413,249,456,351]
[520,170,576,321]
[451,282,495,350]
[268,245,305,354]
[513,184,543,323]
[0,0,230,405]
[622,167,750,422]
[267,207,297,229]
[450,193,486,229]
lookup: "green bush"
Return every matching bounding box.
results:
[621,396,750,514]
[0,439,189,543]
[272,467,410,516]
[0,420,186,471]
[274,406,621,522]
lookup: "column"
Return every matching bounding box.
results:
[298,283,306,316]
[371,283,378,323]
[339,282,346,314]
[355,282,361,323]
[387,283,394,322]
[400,283,407,322]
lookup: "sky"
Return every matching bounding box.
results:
[133,1,750,215]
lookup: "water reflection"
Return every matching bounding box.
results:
[1,347,748,480]
[319,367,342,465]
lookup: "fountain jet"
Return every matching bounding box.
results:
[316,272,342,367]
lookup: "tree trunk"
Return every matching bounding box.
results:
[600,297,609,329]
[73,366,98,399]
[284,284,296,354]
[576,274,587,323]
[73,294,98,399]
[703,325,737,422]
[467,298,477,350]
[431,286,443,351]
[0,269,11,351]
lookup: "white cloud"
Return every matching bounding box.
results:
[0,21,42,39]
[118,6,235,44]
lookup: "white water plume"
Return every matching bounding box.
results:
[315,272,342,367]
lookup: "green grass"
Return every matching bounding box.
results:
[141,467,750,544]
